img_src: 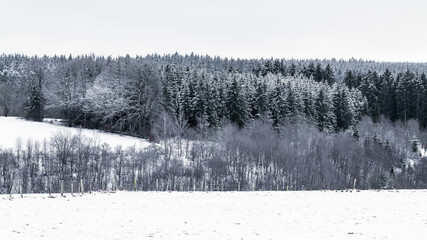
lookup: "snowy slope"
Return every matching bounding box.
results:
[0,117,151,150]
[1,190,426,240]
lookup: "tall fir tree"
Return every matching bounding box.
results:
[323,64,335,85]
[359,70,380,122]
[380,69,397,121]
[315,87,336,132]
[228,76,250,128]
[344,70,356,89]
[269,78,287,127]
[419,73,427,128]
[26,85,44,121]
[333,85,353,131]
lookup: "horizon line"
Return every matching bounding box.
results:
[1,52,427,64]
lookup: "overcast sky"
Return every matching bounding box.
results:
[1,0,426,62]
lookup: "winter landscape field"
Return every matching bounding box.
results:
[2,1,427,239]
[1,190,427,240]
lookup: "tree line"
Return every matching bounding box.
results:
[1,53,427,192]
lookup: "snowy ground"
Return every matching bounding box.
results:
[1,191,427,240]
[0,117,151,150]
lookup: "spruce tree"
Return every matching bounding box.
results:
[395,70,417,123]
[333,85,353,131]
[315,87,336,132]
[269,78,287,127]
[228,76,250,128]
[359,71,380,122]
[284,82,300,122]
[252,79,268,118]
[314,63,323,82]
[26,86,44,121]
[418,73,427,128]
[323,64,335,85]
[305,62,315,79]
[379,69,396,120]
[344,70,356,89]
[288,63,297,76]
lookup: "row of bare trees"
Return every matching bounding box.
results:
[1,117,427,195]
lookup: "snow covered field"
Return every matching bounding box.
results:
[0,117,151,150]
[1,190,426,240]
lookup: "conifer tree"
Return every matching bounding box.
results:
[252,79,268,118]
[333,85,353,131]
[284,82,300,122]
[305,62,315,79]
[228,76,250,128]
[314,63,323,82]
[418,73,427,128]
[395,70,417,123]
[344,70,356,89]
[315,87,336,132]
[269,78,287,127]
[288,63,297,76]
[359,71,380,122]
[324,64,335,85]
[26,85,44,121]
[379,69,396,121]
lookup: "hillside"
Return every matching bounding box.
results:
[0,117,151,150]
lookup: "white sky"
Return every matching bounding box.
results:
[1,0,427,62]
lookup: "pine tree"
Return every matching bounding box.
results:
[380,69,396,121]
[324,64,335,85]
[344,70,356,89]
[284,82,300,122]
[228,76,250,128]
[333,85,353,131]
[359,71,380,122]
[26,85,44,121]
[315,87,336,132]
[395,70,417,123]
[273,59,284,75]
[314,63,323,82]
[288,63,297,76]
[260,60,272,77]
[418,73,427,128]
[301,84,316,123]
[269,78,287,127]
[206,82,220,128]
[252,79,268,118]
[182,71,198,127]
[162,65,175,114]
[304,62,315,79]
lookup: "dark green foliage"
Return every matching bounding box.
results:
[268,79,287,126]
[359,71,380,122]
[2,53,427,192]
[379,69,396,121]
[395,70,417,123]
[315,87,336,132]
[288,63,296,76]
[324,64,335,85]
[333,85,353,131]
[418,73,427,128]
[228,76,250,128]
[314,63,323,82]
[251,80,268,118]
[26,86,44,121]
[2,53,427,136]
[344,70,356,89]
